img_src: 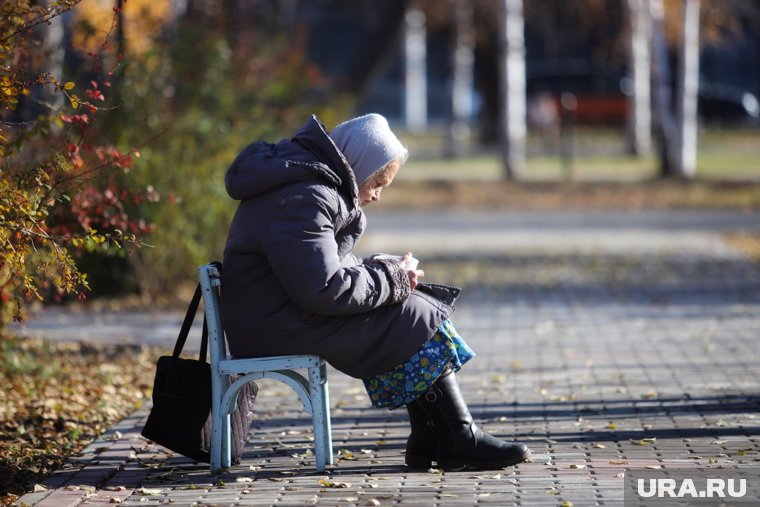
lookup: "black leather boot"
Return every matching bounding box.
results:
[405,400,437,468]
[416,369,530,471]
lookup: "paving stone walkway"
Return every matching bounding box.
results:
[15,211,760,506]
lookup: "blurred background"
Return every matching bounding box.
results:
[10,0,760,305]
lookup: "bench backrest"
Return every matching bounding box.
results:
[198,263,227,370]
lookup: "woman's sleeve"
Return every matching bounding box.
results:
[341,253,364,268]
[263,187,410,315]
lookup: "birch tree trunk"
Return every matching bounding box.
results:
[650,0,679,177]
[626,0,652,156]
[447,0,475,158]
[405,8,427,133]
[676,0,700,178]
[31,0,66,114]
[498,0,526,179]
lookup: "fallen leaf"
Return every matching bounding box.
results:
[569,464,586,469]
[609,460,629,465]
[338,448,356,460]
[66,485,96,492]
[137,487,162,496]
[630,438,657,445]
[318,479,352,488]
[592,443,607,449]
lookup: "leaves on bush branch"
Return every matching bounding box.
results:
[1,0,155,326]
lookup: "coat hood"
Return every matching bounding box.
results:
[224,115,360,207]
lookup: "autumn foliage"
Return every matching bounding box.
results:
[0,1,150,325]
[0,335,157,505]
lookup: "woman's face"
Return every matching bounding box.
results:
[358,161,400,207]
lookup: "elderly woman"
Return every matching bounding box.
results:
[221,113,529,471]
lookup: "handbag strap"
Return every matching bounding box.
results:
[171,262,221,362]
[171,283,209,362]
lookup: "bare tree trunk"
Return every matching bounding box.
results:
[676,0,700,178]
[626,0,652,156]
[649,0,679,177]
[405,8,427,133]
[498,0,526,179]
[30,0,66,115]
[447,0,475,158]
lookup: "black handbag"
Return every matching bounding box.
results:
[141,280,257,464]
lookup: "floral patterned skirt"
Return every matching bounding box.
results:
[362,319,476,410]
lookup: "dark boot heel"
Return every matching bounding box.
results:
[404,401,437,468]
[405,452,435,469]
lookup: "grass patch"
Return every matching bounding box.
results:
[399,126,760,182]
[377,179,760,211]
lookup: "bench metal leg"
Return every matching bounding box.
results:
[308,363,333,471]
[320,362,333,465]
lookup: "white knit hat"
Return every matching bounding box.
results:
[330,113,408,185]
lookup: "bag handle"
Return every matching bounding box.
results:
[171,283,209,363]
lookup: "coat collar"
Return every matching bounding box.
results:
[292,115,360,210]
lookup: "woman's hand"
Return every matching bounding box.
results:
[401,253,424,290]
[407,268,425,290]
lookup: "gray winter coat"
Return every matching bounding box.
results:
[221,115,455,378]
